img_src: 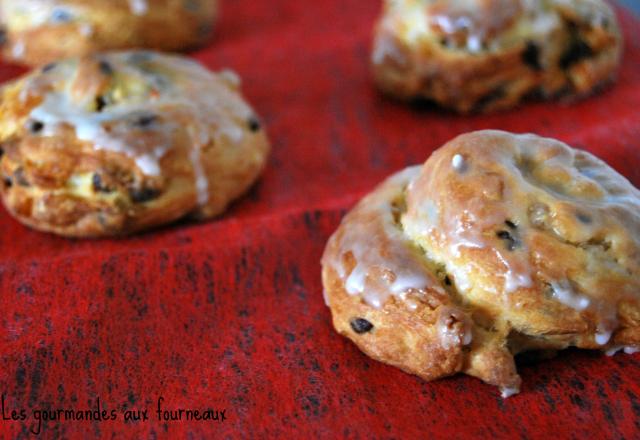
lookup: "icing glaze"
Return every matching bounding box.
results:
[549,280,590,311]
[388,0,563,54]
[327,166,445,309]
[129,0,149,16]
[24,52,255,207]
[436,306,472,349]
[605,346,639,356]
[500,386,519,398]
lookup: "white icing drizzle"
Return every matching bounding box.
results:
[25,52,254,207]
[451,154,466,172]
[436,306,472,349]
[79,23,94,36]
[12,40,25,59]
[550,280,590,311]
[329,166,444,309]
[605,346,639,356]
[500,386,519,398]
[129,0,148,16]
[595,328,612,346]
[387,0,563,55]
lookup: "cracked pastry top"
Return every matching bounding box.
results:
[371,0,622,112]
[0,50,270,237]
[321,130,639,397]
[0,0,217,66]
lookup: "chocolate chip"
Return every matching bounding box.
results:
[92,173,112,193]
[350,318,374,334]
[129,187,160,203]
[496,230,519,251]
[42,63,57,73]
[198,22,212,38]
[0,148,4,158]
[98,60,113,75]
[183,0,200,11]
[505,220,517,229]
[560,38,594,69]
[444,275,452,286]
[248,117,261,132]
[522,41,541,71]
[472,86,506,112]
[95,96,107,112]
[576,212,592,224]
[134,114,158,128]
[28,120,44,133]
[14,168,29,186]
[3,176,12,188]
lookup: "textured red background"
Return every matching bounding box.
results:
[1,1,639,438]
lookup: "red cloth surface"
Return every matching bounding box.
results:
[1,1,639,438]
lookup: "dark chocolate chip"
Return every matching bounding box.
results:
[0,148,4,158]
[496,230,519,251]
[198,22,212,38]
[522,41,542,71]
[42,62,57,73]
[444,275,452,286]
[129,187,160,203]
[28,120,44,133]
[505,220,517,229]
[95,96,107,112]
[472,86,506,112]
[3,176,12,188]
[92,173,112,193]
[350,318,374,334]
[183,0,200,11]
[134,114,158,128]
[14,168,29,186]
[560,39,594,69]
[248,117,261,132]
[98,60,113,75]
[576,212,592,224]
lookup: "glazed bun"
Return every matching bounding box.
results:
[372,0,622,112]
[0,0,217,66]
[0,50,270,237]
[322,130,640,396]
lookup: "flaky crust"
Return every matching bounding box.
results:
[0,0,217,66]
[321,130,640,396]
[0,50,270,237]
[372,0,622,113]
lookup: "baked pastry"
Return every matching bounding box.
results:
[0,0,217,66]
[371,0,622,112]
[0,50,270,237]
[321,130,640,396]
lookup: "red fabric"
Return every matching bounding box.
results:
[1,1,639,438]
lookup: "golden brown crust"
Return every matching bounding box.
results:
[0,50,270,237]
[321,131,640,396]
[0,0,217,66]
[371,0,622,113]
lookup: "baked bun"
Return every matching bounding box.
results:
[0,50,270,237]
[321,130,640,396]
[0,0,217,66]
[372,0,622,112]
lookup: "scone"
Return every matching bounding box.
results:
[321,130,640,396]
[372,0,622,112]
[0,50,270,237]
[0,0,217,66]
